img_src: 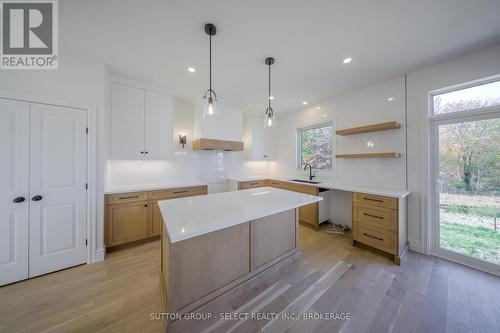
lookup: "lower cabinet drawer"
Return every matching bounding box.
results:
[149,186,207,200]
[354,224,397,255]
[353,204,397,232]
[107,191,148,205]
[238,180,268,190]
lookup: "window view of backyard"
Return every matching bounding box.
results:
[436,88,500,265]
[298,124,333,171]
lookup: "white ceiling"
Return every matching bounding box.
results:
[62,0,500,113]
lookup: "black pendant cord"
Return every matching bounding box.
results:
[268,62,271,110]
[209,33,212,96]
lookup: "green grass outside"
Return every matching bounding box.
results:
[440,203,498,218]
[440,221,500,264]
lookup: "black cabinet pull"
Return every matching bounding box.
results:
[363,197,384,203]
[144,204,148,207]
[145,151,149,154]
[363,213,383,219]
[173,190,188,194]
[140,151,144,154]
[119,195,139,200]
[32,195,43,201]
[13,196,25,203]
[363,233,383,241]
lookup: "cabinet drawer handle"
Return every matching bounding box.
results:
[363,197,384,203]
[249,182,259,185]
[119,195,139,200]
[173,190,188,194]
[363,233,383,241]
[363,213,383,219]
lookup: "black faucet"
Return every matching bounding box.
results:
[303,164,315,181]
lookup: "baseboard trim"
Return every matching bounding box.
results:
[408,240,424,254]
[95,248,106,262]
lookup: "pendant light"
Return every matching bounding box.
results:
[264,57,275,127]
[202,23,218,118]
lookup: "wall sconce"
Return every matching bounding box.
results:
[179,133,187,148]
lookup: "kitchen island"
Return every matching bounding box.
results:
[158,186,322,316]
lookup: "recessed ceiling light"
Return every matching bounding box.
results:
[269,96,274,100]
[302,101,308,105]
[387,97,394,102]
[343,57,352,64]
[187,67,196,73]
[322,114,327,118]
[316,106,321,110]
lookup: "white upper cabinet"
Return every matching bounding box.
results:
[193,100,243,142]
[144,91,173,158]
[110,82,173,159]
[244,114,275,160]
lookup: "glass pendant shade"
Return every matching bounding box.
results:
[203,93,218,118]
[264,107,275,128]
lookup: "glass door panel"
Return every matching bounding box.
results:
[438,118,500,265]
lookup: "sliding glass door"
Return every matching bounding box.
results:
[430,79,500,275]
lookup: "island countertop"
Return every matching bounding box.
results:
[158,186,322,243]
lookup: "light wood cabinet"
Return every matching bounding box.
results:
[352,192,407,264]
[107,201,149,247]
[149,201,162,237]
[105,185,208,248]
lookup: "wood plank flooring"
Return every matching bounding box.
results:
[0,225,499,333]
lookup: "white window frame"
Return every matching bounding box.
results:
[428,77,500,276]
[296,121,334,174]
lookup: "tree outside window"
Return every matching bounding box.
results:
[297,123,333,171]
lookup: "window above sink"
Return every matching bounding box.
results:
[296,122,334,173]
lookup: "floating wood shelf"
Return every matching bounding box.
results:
[336,121,401,136]
[336,152,401,159]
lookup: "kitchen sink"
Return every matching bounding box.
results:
[290,179,321,184]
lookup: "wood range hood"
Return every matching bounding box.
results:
[192,138,244,151]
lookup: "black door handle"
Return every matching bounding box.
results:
[32,195,43,201]
[13,196,25,203]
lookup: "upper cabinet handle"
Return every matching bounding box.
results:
[32,195,43,201]
[13,196,25,203]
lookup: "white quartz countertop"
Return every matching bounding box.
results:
[159,186,322,243]
[229,176,409,199]
[104,180,208,195]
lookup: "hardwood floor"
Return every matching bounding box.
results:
[1,225,499,333]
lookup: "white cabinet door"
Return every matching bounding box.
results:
[29,103,87,277]
[144,91,172,158]
[111,83,145,158]
[0,98,29,286]
[245,114,275,160]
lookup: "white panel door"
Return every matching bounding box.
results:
[0,98,29,286]
[29,103,87,277]
[111,83,145,158]
[144,91,173,158]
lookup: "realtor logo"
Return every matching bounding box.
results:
[1,0,58,69]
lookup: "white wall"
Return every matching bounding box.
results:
[406,43,500,254]
[0,49,107,259]
[271,76,407,228]
[271,76,406,189]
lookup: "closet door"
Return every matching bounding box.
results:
[29,103,87,277]
[0,98,29,286]
[111,83,145,158]
[144,91,173,158]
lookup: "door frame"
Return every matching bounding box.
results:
[429,104,500,276]
[0,90,99,265]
